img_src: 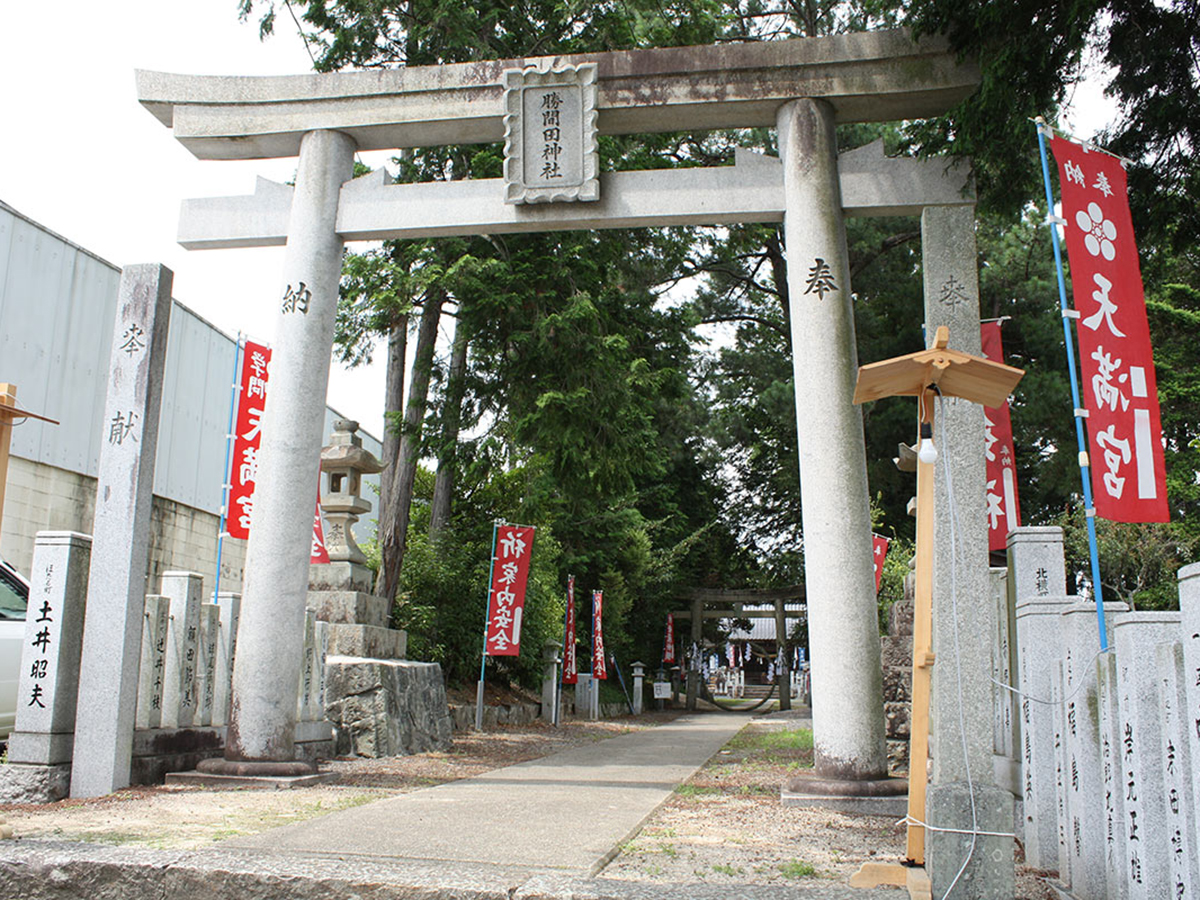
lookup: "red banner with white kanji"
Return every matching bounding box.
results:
[1050,136,1168,522]
[484,524,536,656]
[592,590,607,679]
[310,496,329,564]
[227,340,270,540]
[981,322,1023,549]
[562,575,577,684]
[872,534,890,594]
[663,612,676,663]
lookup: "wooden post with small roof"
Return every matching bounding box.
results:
[848,327,1023,895]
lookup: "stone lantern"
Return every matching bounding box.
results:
[319,420,383,565]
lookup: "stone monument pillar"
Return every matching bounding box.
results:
[207,129,357,777]
[1,532,92,803]
[541,641,562,724]
[777,98,886,781]
[72,263,173,798]
[631,661,646,715]
[920,204,1014,896]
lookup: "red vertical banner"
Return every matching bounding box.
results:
[562,575,578,684]
[1050,136,1169,522]
[981,322,1023,550]
[227,340,270,540]
[484,524,536,656]
[663,613,676,663]
[592,590,607,680]
[310,494,329,564]
[872,534,890,594]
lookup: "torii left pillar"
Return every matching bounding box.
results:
[199,129,356,777]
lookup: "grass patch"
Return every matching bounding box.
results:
[779,859,817,879]
[712,863,745,876]
[727,728,814,753]
[674,784,720,797]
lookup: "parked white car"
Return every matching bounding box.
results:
[0,559,29,740]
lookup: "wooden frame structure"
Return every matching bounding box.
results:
[849,327,1023,891]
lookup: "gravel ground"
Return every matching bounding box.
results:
[0,708,1056,897]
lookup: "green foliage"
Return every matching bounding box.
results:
[778,859,818,879]
[395,467,565,686]
[1059,509,1200,610]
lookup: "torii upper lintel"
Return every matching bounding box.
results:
[136,29,978,161]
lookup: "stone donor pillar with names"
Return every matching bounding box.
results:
[777,98,887,783]
[71,264,173,798]
[201,129,357,777]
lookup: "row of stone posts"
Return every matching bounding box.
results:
[0,529,330,802]
[1002,526,1200,899]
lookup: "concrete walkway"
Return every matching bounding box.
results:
[231,712,746,872]
[0,712,908,899]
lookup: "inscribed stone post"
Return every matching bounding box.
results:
[71,263,172,798]
[1051,660,1071,889]
[1097,652,1127,900]
[311,620,329,723]
[1155,641,1197,899]
[1009,526,1070,869]
[196,603,220,726]
[991,567,1014,764]
[212,592,240,728]
[135,595,170,730]
[220,129,356,772]
[296,609,317,721]
[1179,563,1200,894]
[541,641,562,724]
[160,571,203,729]
[1062,600,1126,900]
[1113,612,1181,898]
[777,97,885,781]
[1014,593,1073,870]
[7,532,92,766]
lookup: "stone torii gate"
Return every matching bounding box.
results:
[135,30,978,791]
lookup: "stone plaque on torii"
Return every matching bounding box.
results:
[136,29,981,796]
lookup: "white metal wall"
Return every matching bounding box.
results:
[0,199,380,532]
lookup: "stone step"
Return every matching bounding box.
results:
[306,590,390,628]
[326,623,407,660]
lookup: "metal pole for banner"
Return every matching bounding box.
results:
[1034,118,1110,652]
[213,334,243,607]
[475,520,503,731]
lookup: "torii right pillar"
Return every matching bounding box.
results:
[777,98,887,783]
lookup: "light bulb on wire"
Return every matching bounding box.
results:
[918,422,937,465]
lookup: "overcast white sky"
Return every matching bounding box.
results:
[0,4,1117,441]
[0,2,393,434]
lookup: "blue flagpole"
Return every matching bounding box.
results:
[212,333,243,607]
[1034,118,1109,652]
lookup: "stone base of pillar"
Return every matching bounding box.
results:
[782,771,909,817]
[0,762,72,804]
[196,757,317,778]
[926,781,1014,899]
[166,769,334,790]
